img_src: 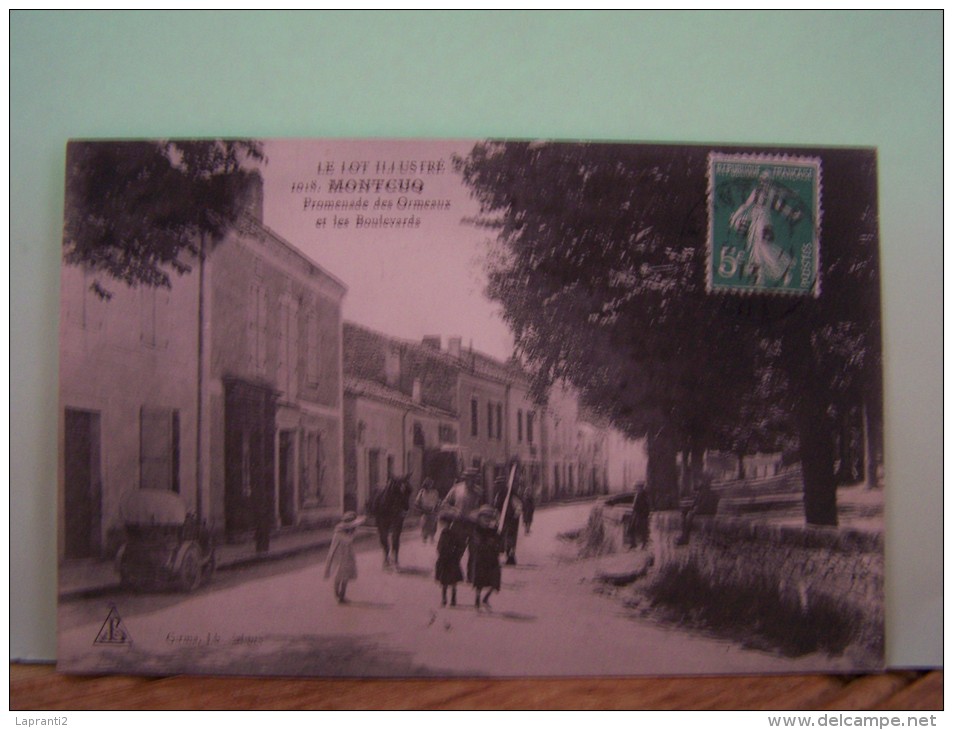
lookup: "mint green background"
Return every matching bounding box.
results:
[11,11,941,668]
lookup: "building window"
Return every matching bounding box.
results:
[470,398,479,437]
[306,312,320,386]
[278,297,298,400]
[300,431,324,507]
[517,410,523,443]
[249,281,268,374]
[527,411,535,444]
[139,407,180,492]
[496,403,503,440]
[368,449,381,494]
[487,402,493,439]
[439,423,457,444]
[413,421,425,447]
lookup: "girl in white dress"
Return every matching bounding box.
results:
[324,511,365,603]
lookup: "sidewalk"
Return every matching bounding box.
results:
[58,522,380,601]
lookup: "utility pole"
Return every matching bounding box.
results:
[195,234,206,522]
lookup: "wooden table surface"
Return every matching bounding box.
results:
[10,664,942,711]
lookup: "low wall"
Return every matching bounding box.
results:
[648,511,884,660]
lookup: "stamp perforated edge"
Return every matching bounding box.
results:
[706,151,823,299]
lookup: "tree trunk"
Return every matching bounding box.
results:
[647,424,679,510]
[783,327,839,526]
[195,236,205,522]
[796,397,838,525]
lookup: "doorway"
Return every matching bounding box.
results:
[63,408,102,559]
[278,430,296,527]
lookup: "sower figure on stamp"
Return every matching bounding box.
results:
[729,170,798,288]
[371,474,412,569]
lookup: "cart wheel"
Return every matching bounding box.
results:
[178,545,202,592]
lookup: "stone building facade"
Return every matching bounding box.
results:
[205,215,346,540]
[58,206,346,560]
[59,263,201,560]
[343,375,457,513]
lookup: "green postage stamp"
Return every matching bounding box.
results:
[708,152,821,297]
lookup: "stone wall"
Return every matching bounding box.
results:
[649,511,884,658]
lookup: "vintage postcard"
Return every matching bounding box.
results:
[57,138,884,677]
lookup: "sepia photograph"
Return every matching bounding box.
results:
[57,137,885,678]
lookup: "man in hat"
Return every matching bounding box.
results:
[439,467,485,584]
[439,466,484,523]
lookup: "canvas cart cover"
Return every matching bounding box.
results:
[120,489,188,526]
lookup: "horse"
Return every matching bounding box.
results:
[370,474,413,569]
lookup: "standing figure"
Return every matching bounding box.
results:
[414,477,441,544]
[628,484,651,550]
[494,476,522,566]
[522,490,536,536]
[676,476,719,546]
[434,512,467,607]
[440,467,483,521]
[471,506,502,610]
[439,467,484,581]
[324,511,365,603]
[371,475,412,569]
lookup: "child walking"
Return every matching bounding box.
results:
[471,506,502,611]
[324,511,365,603]
[434,511,467,607]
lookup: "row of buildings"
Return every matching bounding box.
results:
[342,324,645,514]
[58,190,646,562]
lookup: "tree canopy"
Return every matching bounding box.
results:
[64,139,264,297]
[456,141,882,524]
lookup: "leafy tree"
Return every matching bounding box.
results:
[456,141,882,525]
[64,139,264,296]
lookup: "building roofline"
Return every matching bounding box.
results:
[344,375,458,419]
[240,213,348,297]
[343,320,531,387]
